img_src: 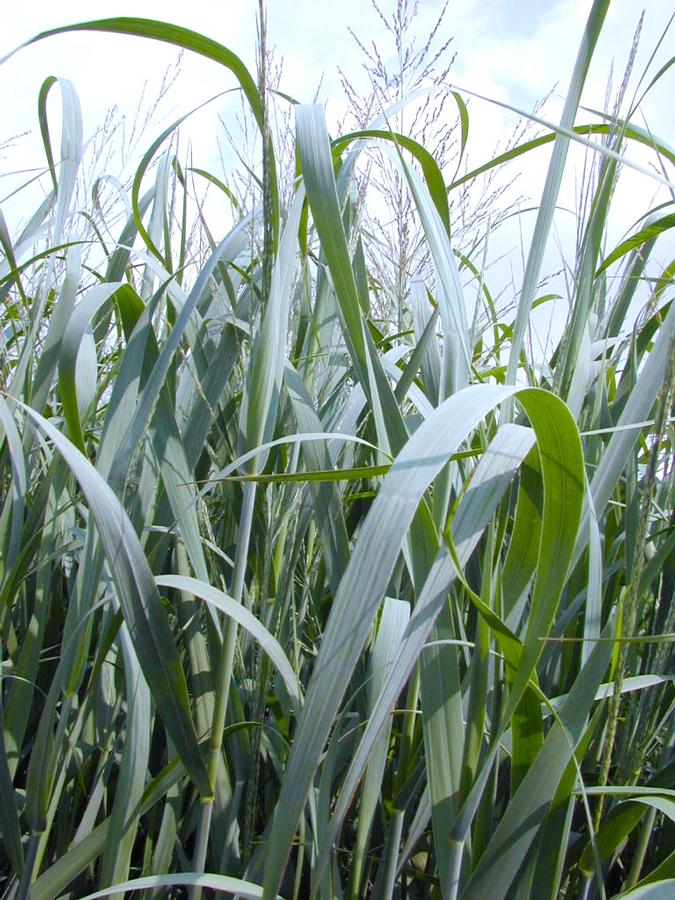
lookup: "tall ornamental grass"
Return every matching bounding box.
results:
[0,3,673,898]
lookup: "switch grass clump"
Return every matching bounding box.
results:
[0,3,673,898]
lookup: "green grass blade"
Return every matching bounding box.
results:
[596,213,675,276]
[448,122,675,192]
[332,130,450,233]
[462,617,616,900]
[3,17,279,250]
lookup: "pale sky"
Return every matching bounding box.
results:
[1,1,673,349]
[2,2,672,133]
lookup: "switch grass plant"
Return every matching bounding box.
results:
[0,2,673,898]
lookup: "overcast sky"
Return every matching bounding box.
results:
[1,1,673,348]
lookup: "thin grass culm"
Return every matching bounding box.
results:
[0,3,673,900]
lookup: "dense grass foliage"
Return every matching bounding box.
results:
[0,4,673,899]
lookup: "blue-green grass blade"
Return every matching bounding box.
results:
[262,391,551,897]
[317,423,536,878]
[58,283,122,453]
[296,105,409,455]
[80,872,274,899]
[239,188,305,473]
[576,299,675,564]
[420,601,464,889]
[18,403,211,798]
[0,396,27,572]
[0,654,24,876]
[155,575,301,705]
[350,597,410,898]
[615,881,675,899]
[99,627,151,887]
[505,0,610,386]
